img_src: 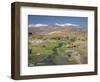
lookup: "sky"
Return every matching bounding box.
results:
[28,15,88,27]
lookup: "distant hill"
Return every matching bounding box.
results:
[28,23,87,33]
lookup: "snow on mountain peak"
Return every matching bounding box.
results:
[55,23,79,27]
[28,24,48,27]
[28,23,79,28]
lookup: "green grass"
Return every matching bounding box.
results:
[28,32,87,66]
[28,39,71,65]
[29,39,70,55]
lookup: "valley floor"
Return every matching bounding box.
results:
[28,32,87,67]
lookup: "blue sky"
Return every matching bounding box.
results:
[28,15,88,27]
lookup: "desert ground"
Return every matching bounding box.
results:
[28,31,87,66]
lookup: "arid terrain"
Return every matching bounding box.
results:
[28,25,87,66]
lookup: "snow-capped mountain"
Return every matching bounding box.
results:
[55,23,79,27]
[28,23,79,28]
[28,23,87,33]
[28,24,48,27]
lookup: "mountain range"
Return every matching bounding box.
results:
[28,23,87,33]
